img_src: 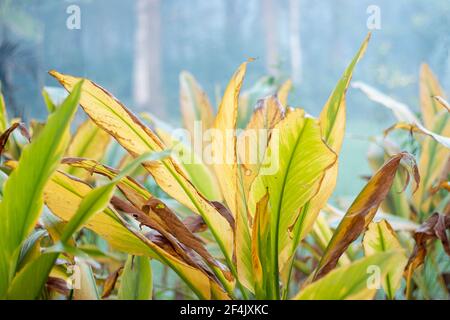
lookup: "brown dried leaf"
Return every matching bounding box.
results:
[143,199,227,273]
[46,276,70,296]
[63,157,151,209]
[313,152,419,281]
[0,122,30,156]
[183,215,207,233]
[404,212,450,277]
[112,196,232,281]
[101,266,123,298]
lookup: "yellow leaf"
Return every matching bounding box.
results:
[44,170,226,300]
[209,63,252,292]
[49,70,233,265]
[210,62,247,216]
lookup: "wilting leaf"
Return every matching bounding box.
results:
[0,122,30,156]
[352,76,449,217]
[62,153,167,243]
[0,81,82,297]
[65,119,111,179]
[363,220,407,299]
[46,277,70,296]
[313,152,419,281]
[367,140,411,219]
[143,198,228,276]
[404,212,450,279]
[325,203,420,232]
[179,71,215,138]
[50,70,233,266]
[102,266,123,298]
[183,215,207,233]
[118,255,152,300]
[294,251,403,300]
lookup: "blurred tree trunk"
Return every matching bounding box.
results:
[289,0,302,85]
[262,0,279,77]
[133,0,164,116]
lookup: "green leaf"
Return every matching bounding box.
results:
[42,88,57,114]
[0,81,82,297]
[118,255,152,300]
[294,251,403,300]
[6,253,58,300]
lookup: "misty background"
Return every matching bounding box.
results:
[1,0,449,197]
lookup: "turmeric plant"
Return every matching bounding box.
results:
[0,33,446,300]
